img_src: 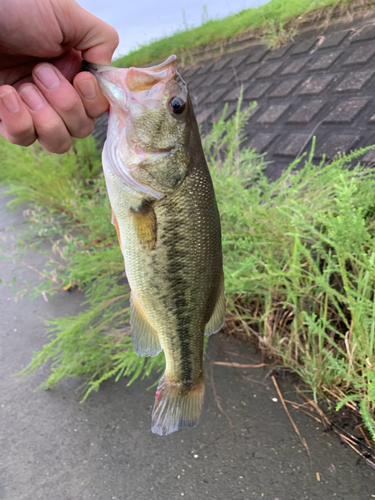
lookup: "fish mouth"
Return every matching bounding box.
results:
[82,56,177,76]
[82,56,179,102]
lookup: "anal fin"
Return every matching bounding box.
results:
[131,294,162,357]
[205,274,226,335]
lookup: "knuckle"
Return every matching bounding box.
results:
[55,142,72,154]
[8,119,32,138]
[58,94,81,115]
[85,103,106,119]
[9,134,35,147]
[111,29,120,50]
[41,138,72,155]
[8,125,35,147]
[72,119,94,138]
[39,120,62,137]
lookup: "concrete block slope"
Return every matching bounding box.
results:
[93,16,375,179]
[181,16,375,178]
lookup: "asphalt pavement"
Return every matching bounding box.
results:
[1,185,375,500]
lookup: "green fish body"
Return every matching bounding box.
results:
[86,56,225,435]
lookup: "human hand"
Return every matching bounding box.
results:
[0,0,118,153]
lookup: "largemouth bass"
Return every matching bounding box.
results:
[85,55,225,436]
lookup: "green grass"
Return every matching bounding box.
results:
[1,101,375,440]
[114,0,355,68]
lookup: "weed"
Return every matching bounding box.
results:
[114,0,356,68]
[1,99,375,440]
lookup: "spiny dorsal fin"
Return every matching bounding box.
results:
[205,274,226,335]
[130,294,162,357]
[130,201,157,251]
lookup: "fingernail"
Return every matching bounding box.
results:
[77,79,96,100]
[19,85,44,111]
[0,89,20,113]
[35,65,60,89]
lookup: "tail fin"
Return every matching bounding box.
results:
[151,375,205,436]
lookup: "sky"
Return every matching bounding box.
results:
[76,0,269,58]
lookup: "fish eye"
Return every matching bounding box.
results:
[168,96,186,115]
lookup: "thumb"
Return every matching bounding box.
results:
[53,0,119,65]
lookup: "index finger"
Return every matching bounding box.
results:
[54,3,119,65]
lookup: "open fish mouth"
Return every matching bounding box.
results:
[82,55,177,79]
[81,56,178,107]
[84,56,187,199]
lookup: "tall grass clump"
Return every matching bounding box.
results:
[0,137,164,397]
[207,102,375,440]
[114,0,356,68]
[2,99,375,438]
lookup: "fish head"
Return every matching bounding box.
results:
[84,56,192,198]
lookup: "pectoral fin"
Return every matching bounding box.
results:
[130,294,162,357]
[112,211,122,251]
[130,201,157,251]
[205,274,226,335]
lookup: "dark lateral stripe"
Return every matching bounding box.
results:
[164,215,192,383]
